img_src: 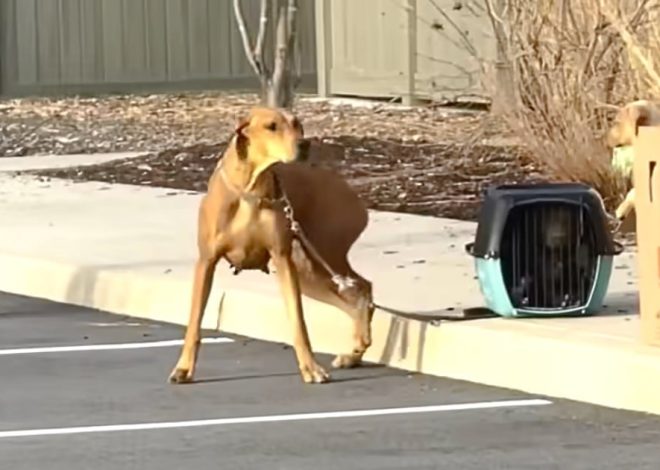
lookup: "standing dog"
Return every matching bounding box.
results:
[607,100,660,221]
[168,107,374,385]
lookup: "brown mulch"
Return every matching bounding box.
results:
[33,136,545,222]
[0,92,505,157]
[1,90,633,246]
[2,90,548,221]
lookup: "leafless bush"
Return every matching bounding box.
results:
[602,2,660,97]
[484,0,659,209]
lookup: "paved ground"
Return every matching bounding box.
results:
[0,292,659,470]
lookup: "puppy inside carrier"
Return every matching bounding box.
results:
[466,183,623,318]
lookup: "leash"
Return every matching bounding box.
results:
[274,175,496,322]
[220,165,494,322]
[218,163,356,291]
[275,174,358,294]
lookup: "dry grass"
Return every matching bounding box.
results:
[483,0,660,210]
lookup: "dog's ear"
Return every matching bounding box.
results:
[624,104,650,130]
[292,116,304,137]
[297,139,311,161]
[235,118,250,160]
[235,117,250,135]
[607,103,649,148]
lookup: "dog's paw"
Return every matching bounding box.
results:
[332,354,362,369]
[300,362,331,384]
[168,367,194,384]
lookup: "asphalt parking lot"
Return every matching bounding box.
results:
[1,292,660,470]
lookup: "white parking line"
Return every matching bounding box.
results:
[0,337,233,356]
[0,399,551,439]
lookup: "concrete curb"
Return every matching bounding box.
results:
[1,252,659,416]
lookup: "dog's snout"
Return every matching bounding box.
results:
[297,139,311,161]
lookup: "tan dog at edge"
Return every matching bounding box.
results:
[168,107,374,385]
[606,99,660,221]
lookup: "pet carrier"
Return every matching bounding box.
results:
[465,183,623,318]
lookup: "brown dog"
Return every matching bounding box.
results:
[606,100,660,221]
[168,107,374,385]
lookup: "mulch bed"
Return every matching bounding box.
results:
[0,92,501,157]
[4,90,631,243]
[0,90,560,221]
[32,135,545,222]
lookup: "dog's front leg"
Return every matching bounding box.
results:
[169,254,219,384]
[272,253,330,384]
[615,187,635,221]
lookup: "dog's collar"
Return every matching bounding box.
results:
[218,166,284,207]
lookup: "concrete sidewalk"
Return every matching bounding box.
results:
[0,168,658,416]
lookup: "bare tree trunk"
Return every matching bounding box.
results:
[484,0,516,115]
[269,0,289,107]
[233,0,299,109]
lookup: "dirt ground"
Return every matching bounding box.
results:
[4,91,547,222]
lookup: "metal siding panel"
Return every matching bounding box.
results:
[101,0,124,81]
[188,0,211,77]
[0,0,19,93]
[36,0,62,83]
[329,0,343,66]
[380,1,407,73]
[297,0,316,74]
[59,0,83,84]
[145,0,168,79]
[80,0,104,82]
[2,0,317,96]
[414,0,493,100]
[15,0,38,85]
[208,0,232,76]
[327,0,407,97]
[122,0,149,80]
[165,0,190,80]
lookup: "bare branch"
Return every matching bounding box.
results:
[268,0,289,106]
[254,0,269,76]
[232,0,262,78]
[286,0,298,52]
[293,35,302,88]
[287,0,301,88]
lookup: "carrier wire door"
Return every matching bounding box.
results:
[501,202,598,311]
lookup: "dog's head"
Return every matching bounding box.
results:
[606,100,660,149]
[233,107,308,167]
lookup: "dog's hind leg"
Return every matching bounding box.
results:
[298,271,374,369]
[331,275,374,369]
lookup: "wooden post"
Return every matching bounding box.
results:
[314,0,331,97]
[402,0,417,106]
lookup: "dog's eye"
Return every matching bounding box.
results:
[265,122,277,132]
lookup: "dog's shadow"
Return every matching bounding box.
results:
[189,363,403,385]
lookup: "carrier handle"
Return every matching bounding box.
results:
[465,242,475,256]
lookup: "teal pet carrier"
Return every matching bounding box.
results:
[466,183,623,318]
